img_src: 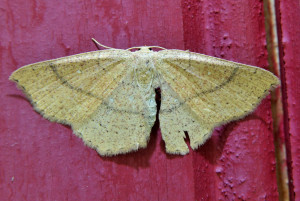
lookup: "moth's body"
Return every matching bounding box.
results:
[10,43,279,156]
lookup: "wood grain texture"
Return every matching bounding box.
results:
[0,0,285,200]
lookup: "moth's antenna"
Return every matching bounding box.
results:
[92,38,115,50]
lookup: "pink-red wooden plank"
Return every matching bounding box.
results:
[0,0,279,200]
[277,0,300,200]
[181,0,279,200]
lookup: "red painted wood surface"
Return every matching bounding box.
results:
[0,0,296,200]
[277,0,300,200]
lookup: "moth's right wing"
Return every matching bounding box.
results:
[154,50,279,154]
[10,49,133,125]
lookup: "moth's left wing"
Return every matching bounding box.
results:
[154,50,279,154]
[10,49,157,156]
[10,49,132,124]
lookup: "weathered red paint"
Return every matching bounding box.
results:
[276,0,300,200]
[182,1,279,200]
[1,0,296,200]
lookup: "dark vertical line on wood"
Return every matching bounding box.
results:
[274,0,295,199]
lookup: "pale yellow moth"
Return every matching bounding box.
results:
[10,39,279,156]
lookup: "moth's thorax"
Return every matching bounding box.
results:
[132,51,157,87]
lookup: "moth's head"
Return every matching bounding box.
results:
[138,47,153,52]
[127,46,166,52]
[127,46,153,52]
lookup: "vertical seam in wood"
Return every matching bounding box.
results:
[263,0,292,200]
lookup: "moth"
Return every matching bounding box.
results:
[10,39,279,156]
